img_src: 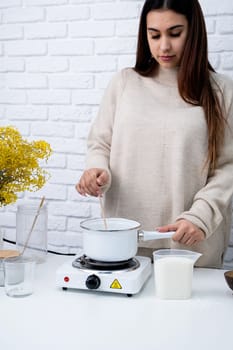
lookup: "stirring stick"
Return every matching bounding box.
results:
[20,196,45,256]
[99,195,108,230]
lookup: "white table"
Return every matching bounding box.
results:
[0,252,232,350]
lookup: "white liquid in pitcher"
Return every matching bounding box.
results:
[154,256,194,299]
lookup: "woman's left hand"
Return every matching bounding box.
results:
[156,219,205,246]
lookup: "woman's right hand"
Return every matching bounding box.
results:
[76,168,109,197]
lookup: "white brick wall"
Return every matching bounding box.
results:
[0,0,233,257]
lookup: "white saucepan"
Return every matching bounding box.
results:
[80,218,174,262]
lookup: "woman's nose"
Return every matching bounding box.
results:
[160,36,171,52]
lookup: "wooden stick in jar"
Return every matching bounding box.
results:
[21,196,45,256]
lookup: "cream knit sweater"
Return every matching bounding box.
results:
[86,67,233,268]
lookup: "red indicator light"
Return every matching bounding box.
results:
[64,276,69,282]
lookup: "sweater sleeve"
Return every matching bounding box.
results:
[85,69,126,191]
[176,75,233,238]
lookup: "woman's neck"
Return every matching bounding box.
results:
[154,65,179,86]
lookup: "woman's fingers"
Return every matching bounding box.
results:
[96,171,109,186]
[156,224,177,232]
[157,219,205,246]
[83,171,101,195]
[79,173,100,196]
[76,168,109,197]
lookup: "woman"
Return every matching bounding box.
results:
[76,0,233,268]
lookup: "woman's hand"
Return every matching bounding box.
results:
[156,219,205,246]
[76,168,109,197]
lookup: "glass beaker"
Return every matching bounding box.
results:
[16,202,48,263]
[4,256,36,297]
[153,249,202,300]
[0,250,20,287]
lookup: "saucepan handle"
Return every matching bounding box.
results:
[138,230,175,242]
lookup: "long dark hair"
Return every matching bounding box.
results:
[135,0,226,171]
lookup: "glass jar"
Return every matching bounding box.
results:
[0,258,4,287]
[16,202,48,263]
[0,228,4,249]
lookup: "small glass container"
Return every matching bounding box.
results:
[0,250,20,287]
[16,202,48,263]
[4,256,35,297]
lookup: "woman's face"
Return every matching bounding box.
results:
[146,9,188,68]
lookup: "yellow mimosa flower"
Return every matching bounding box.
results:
[0,126,52,207]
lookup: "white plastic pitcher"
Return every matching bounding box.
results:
[153,249,202,300]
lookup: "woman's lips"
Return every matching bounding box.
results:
[160,55,175,62]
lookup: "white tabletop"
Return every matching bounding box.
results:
[0,252,232,350]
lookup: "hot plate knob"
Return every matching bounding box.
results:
[85,274,101,290]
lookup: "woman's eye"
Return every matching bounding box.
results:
[150,33,181,40]
[170,32,181,37]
